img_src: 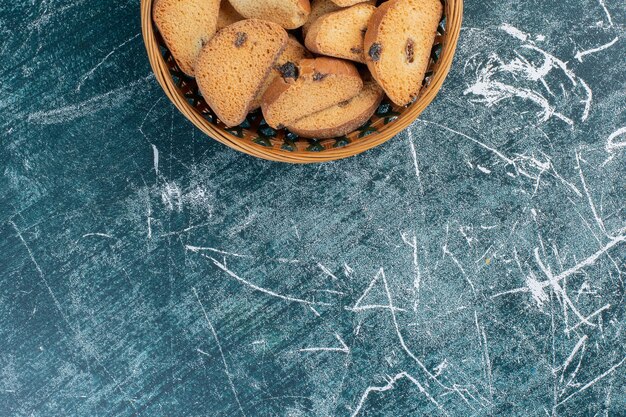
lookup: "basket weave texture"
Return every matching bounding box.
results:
[141,0,463,163]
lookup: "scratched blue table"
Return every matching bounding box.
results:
[1,0,625,416]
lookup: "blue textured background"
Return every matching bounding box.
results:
[1,0,625,416]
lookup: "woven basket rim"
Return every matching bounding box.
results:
[141,0,463,163]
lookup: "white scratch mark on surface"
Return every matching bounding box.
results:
[567,304,611,333]
[534,249,596,328]
[139,97,163,143]
[10,221,136,408]
[579,79,593,121]
[499,23,530,42]
[464,54,574,126]
[317,263,339,280]
[11,221,68,326]
[227,212,258,237]
[557,357,626,407]
[576,151,608,237]
[490,287,530,299]
[559,349,585,400]
[187,245,256,259]
[381,268,450,389]
[407,131,424,194]
[299,333,349,354]
[606,127,626,152]
[81,233,114,239]
[159,222,213,238]
[401,232,421,310]
[443,241,476,296]
[347,268,407,313]
[417,119,529,177]
[575,37,619,62]
[314,289,346,295]
[292,222,301,241]
[433,360,448,377]
[450,384,485,409]
[474,312,493,398]
[598,0,613,27]
[466,32,593,124]
[193,288,246,417]
[161,182,182,212]
[348,269,452,390]
[602,126,626,165]
[76,33,141,92]
[193,253,329,306]
[346,304,407,313]
[523,44,577,84]
[559,335,587,385]
[147,198,153,240]
[548,232,626,283]
[185,245,300,263]
[28,74,154,124]
[549,162,583,197]
[526,271,549,308]
[350,372,447,417]
[461,227,477,247]
[151,144,159,177]
[25,0,87,30]
[477,165,492,174]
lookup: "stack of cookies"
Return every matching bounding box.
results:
[153,0,442,138]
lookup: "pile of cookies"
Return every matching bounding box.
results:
[153,0,442,138]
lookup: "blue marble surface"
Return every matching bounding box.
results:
[1,0,625,416]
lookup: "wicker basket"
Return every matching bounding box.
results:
[141,0,462,163]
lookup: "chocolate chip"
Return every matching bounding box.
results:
[277,62,299,81]
[405,39,415,63]
[312,72,328,81]
[350,47,363,54]
[337,100,351,108]
[368,43,382,62]
[234,32,247,47]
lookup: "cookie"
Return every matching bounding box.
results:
[303,0,375,37]
[261,57,363,128]
[196,19,288,127]
[216,1,244,31]
[250,35,312,110]
[305,3,376,63]
[287,76,384,138]
[229,0,311,29]
[332,0,373,6]
[153,0,221,76]
[364,0,442,106]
